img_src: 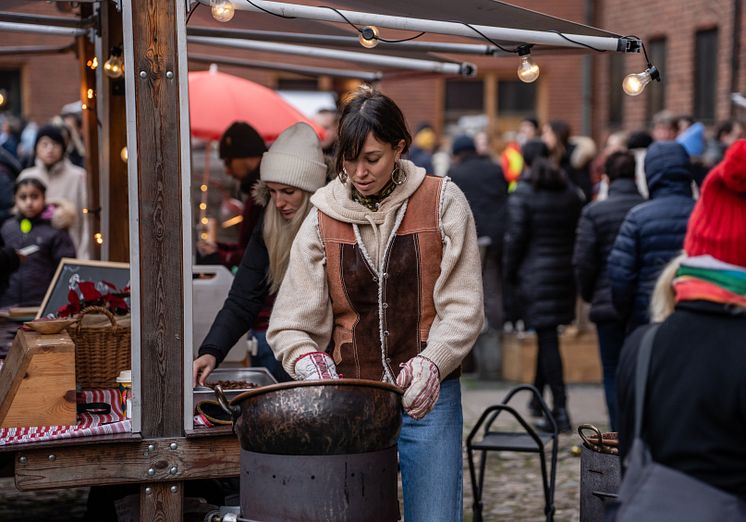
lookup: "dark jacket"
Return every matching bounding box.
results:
[503,179,584,329]
[617,301,746,499]
[0,213,76,307]
[447,153,509,248]
[198,214,272,365]
[0,147,21,225]
[572,178,644,323]
[607,142,695,328]
[0,235,20,297]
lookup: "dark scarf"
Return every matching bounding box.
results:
[351,179,397,212]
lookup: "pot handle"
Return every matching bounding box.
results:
[213,385,240,420]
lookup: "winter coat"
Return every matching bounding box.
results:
[503,179,584,329]
[562,137,597,202]
[617,301,746,499]
[573,178,644,323]
[18,158,89,259]
[198,213,273,365]
[0,235,20,297]
[447,152,509,250]
[607,142,695,328]
[0,204,76,307]
[0,147,21,225]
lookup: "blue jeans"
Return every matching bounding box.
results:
[596,321,626,431]
[251,330,291,383]
[398,378,463,522]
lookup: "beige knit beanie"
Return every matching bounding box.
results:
[260,122,327,192]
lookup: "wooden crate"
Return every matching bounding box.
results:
[0,329,77,428]
[502,327,602,384]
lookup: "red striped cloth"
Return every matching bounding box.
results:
[0,389,131,446]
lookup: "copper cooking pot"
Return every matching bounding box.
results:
[215,379,403,455]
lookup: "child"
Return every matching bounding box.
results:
[0,174,76,307]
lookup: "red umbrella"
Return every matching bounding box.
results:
[188,65,325,142]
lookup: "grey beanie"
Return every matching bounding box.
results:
[260,122,327,192]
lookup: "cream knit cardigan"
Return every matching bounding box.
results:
[267,160,484,381]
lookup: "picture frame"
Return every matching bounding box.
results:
[36,258,130,319]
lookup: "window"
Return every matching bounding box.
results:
[608,53,624,126]
[694,29,718,122]
[276,78,319,91]
[444,79,484,126]
[0,69,22,116]
[497,80,537,116]
[646,38,667,122]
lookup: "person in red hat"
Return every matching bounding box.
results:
[615,140,746,509]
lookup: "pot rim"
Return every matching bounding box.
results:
[228,378,403,406]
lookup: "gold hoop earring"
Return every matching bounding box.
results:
[338,168,349,183]
[392,161,407,185]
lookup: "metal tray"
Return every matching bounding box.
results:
[193,367,278,409]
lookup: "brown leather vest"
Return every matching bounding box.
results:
[317,176,447,381]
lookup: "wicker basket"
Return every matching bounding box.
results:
[66,306,131,389]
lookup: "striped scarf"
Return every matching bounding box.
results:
[673,256,746,309]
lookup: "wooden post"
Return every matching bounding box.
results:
[77,3,100,260]
[100,3,129,263]
[122,0,193,518]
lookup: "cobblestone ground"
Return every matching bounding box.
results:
[0,378,608,521]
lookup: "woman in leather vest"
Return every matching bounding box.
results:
[267,86,484,521]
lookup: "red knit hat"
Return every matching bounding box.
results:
[684,139,746,267]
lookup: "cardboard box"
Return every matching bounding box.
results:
[501,328,602,384]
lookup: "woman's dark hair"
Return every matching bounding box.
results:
[604,151,636,181]
[15,177,46,195]
[547,120,571,148]
[335,86,412,175]
[530,157,567,191]
[521,139,549,169]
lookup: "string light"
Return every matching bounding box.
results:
[623,66,660,96]
[82,208,89,215]
[81,103,88,110]
[516,46,540,83]
[120,146,128,163]
[200,184,208,192]
[200,232,208,240]
[201,217,209,225]
[0,90,6,109]
[94,232,104,245]
[87,88,94,100]
[211,0,235,22]
[358,26,380,48]
[199,203,207,210]
[103,47,124,79]
[86,57,98,70]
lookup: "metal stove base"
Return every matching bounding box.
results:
[240,446,400,522]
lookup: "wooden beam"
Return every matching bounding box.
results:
[77,3,100,260]
[141,483,183,522]
[14,436,239,491]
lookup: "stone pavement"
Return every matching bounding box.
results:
[0,378,609,521]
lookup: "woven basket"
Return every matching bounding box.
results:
[66,306,131,389]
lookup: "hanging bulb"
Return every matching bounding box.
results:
[516,46,540,83]
[0,89,6,109]
[622,66,660,96]
[211,0,235,22]
[103,47,124,79]
[120,146,128,163]
[359,26,380,49]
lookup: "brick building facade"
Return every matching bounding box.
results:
[1,1,744,146]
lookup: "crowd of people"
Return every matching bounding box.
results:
[0,110,90,309]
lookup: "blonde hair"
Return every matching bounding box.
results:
[650,254,686,322]
[263,191,313,294]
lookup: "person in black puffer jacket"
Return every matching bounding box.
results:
[504,157,584,432]
[572,151,644,430]
[607,141,695,331]
[448,134,508,330]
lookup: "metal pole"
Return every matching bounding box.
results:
[189,53,382,81]
[195,0,638,53]
[187,26,502,56]
[0,11,95,28]
[0,21,88,37]
[188,35,475,76]
[0,44,73,56]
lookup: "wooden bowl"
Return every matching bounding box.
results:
[25,318,78,335]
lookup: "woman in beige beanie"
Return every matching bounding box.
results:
[193,122,328,385]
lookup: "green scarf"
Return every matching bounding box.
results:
[351,179,398,212]
[676,265,746,296]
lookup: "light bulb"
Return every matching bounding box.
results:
[622,66,660,96]
[103,49,124,79]
[211,0,235,22]
[359,26,380,49]
[120,146,128,163]
[517,54,540,83]
[0,90,6,109]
